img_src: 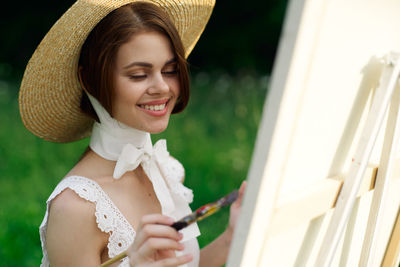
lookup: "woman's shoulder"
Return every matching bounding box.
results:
[45,187,106,265]
[50,186,96,220]
[45,175,113,231]
[46,185,105,242]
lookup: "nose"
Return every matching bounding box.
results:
[147,73,169,95]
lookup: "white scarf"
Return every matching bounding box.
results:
[87,94,200,241]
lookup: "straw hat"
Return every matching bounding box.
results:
[19,0,215,143]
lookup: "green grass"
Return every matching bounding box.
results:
[0,71,268,266]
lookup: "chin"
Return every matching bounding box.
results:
[145,123,169,134]
[148,128,167,134]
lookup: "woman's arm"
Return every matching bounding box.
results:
[46,188,106,266]
[199,181,246,267]
[199,228,233,267]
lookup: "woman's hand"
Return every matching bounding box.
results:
[228,181,247,232]
[198,181,247,267]
[127,214,192,267]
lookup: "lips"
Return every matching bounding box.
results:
[139,103,166,111]
[137,98,169,116]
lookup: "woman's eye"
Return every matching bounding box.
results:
[129,74,147,80]
[162,69,178,76]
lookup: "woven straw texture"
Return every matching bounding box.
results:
[19,0,215,143]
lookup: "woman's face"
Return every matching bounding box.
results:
[112,31,180,133]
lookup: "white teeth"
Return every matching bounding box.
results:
[140,103,166,111]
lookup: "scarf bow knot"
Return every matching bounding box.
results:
[114,139,178,215]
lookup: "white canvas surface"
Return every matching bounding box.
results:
[227,0,400,266]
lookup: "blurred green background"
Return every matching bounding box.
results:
[0,0,288,266]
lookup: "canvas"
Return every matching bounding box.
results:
[227,0,400,266]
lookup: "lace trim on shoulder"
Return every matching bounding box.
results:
[48,176,136,258]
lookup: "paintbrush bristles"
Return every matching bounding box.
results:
[217,190,239,207]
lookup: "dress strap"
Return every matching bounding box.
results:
[39,176,135,267]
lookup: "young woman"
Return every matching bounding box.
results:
[19,0,245,266]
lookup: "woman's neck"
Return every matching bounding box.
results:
[67,147,117,180]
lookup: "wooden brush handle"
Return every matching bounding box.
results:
[99,251,127,267]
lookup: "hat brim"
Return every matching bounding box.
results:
[19,0,215,143]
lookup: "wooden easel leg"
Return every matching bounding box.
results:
[339,198,361,266]
[315,54,400,267]
[359,73,400,266]
[382,208,400,267]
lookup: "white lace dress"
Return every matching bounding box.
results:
[39,168,200,267]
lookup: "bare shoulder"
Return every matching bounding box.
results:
[46,188,106,266]
[49,187,93,216]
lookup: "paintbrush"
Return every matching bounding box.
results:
[171,190,238,230]
[99,190,239,267]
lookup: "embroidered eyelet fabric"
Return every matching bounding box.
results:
[39,159,200,266]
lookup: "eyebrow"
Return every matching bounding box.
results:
[123,58,177,69]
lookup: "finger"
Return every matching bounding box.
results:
[139,214,175,228]
[156,249,176,259]
[153,254,193,267]
[134,214,176,248]
[135,224,182,248]
[240,180,247,192]
[234,181,247,206]
[140,237,184,256]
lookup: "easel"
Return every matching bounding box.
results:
[382,208,400,266]
[226,0,400,264]
[227,52,400,266]
[316,52,400,266]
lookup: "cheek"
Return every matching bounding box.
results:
[172,79,181,98]
[175,86,181,99]
[115,79,142,102]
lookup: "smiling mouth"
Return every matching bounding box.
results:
[139,103,166,111]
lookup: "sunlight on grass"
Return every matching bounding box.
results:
[0,71,268,266]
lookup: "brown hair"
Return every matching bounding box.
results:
[78,1,190,122]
